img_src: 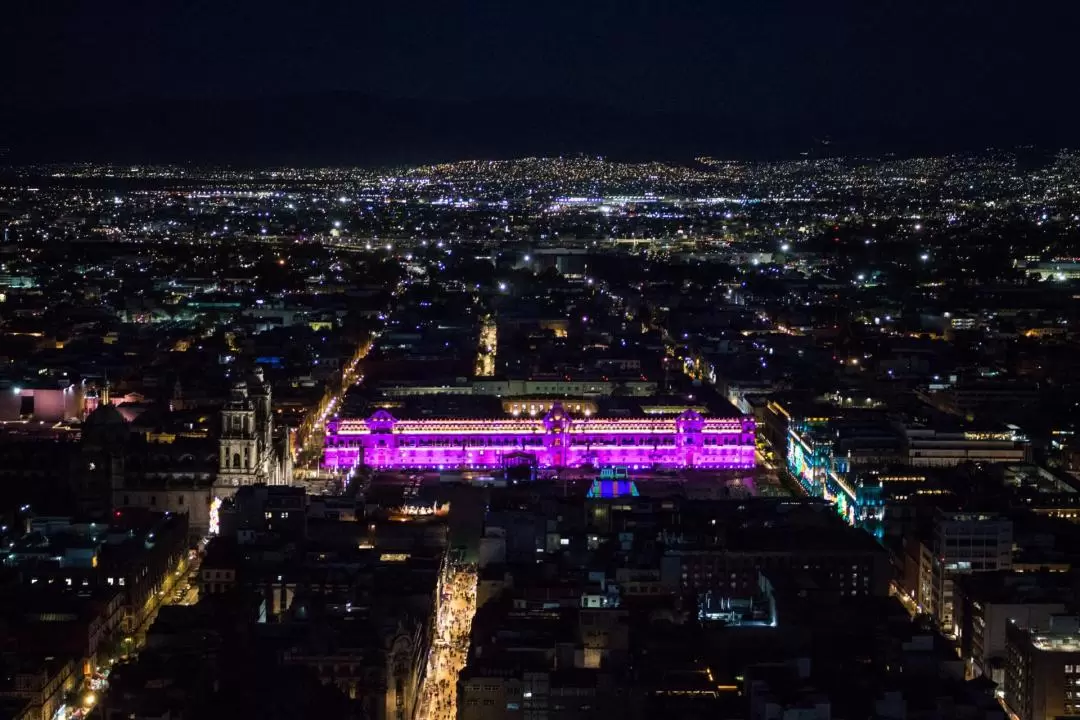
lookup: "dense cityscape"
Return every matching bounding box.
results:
[0,151,1079,720]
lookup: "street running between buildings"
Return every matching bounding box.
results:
[416,561,478,720]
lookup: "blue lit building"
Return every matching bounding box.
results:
[786,418,892,541]
[586,466,640,499]
[786,417,832,497]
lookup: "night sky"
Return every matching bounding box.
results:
[2,1,1078,163]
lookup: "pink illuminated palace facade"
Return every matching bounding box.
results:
[323,402,755,471]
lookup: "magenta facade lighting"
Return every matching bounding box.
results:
[323,403,755,471]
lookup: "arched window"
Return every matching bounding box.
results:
[232,453,241,469]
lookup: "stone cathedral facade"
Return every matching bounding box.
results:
[78,367,292,539]
[218,368,290,488]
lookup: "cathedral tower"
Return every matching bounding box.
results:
[218,381,261,486]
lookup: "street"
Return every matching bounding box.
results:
[50,546,200,720]
[295,335,375,470]
[415,561,478,720]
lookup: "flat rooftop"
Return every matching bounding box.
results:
[343,390,745,421]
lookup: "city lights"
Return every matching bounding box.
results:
[1,4,1073,718]
[1,144,1076,720]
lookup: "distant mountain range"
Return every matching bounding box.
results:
[0,92,1073,166]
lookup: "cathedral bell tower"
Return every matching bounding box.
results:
[218,381,260,486]
[78,403,130,518]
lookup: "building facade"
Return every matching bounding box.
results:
[323,403,755,471]
[218,368,290,487]
[931,511,1014,635]
[954,572,1068,684]
[80,368,291,538]
[778,400,1030,535]
[904,427,1030,467]
[0,658,77,720]
[1005,616,1080,720]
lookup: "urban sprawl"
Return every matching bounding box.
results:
[1,153,1080,720]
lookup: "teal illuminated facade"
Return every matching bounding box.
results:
[586,466,641,498]
[786,419,885,541]
[786,419,831,497]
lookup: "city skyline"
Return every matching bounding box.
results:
[2,147,1080,720]
[3,4,1080,719]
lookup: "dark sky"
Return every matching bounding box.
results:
[2,0,1078,161]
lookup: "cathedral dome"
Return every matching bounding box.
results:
[84,402,128,428]
[82,403,131,448]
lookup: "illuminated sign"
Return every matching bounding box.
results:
[963,432,1013,441]
[391,503,449,517]
[208,497,223,536]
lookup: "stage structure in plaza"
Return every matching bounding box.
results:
[323,402,755,471]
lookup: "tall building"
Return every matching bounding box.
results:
[76,368,291,538]
[218,381,263,486]
[1005,616,1080,720]
[954,571,1070,684]
[929,511,1013,635]
[77,403,131,518]
[218,368,290,487]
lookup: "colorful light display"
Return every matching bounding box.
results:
[208,496,223,536]
[586,478,641,498]
[785,420,885,540]
[787,425,830,496]
[323,403,755,471]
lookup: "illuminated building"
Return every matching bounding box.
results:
[783,407,1026,543]
[784,417,872,530]
[374,377,659,399]
[1024,260,1080,282]
[586,467,640,499]
[502,397,597,417]
[926,511,1013,635]
[1,383,86,422]
[903,426,1031,466]
[786,417,832,497]
[218,369,291,487]
[999,464,1080,522]
[1005,615,1080,720]
[841,476,885,540]
[0,656,77,720]
[323,402,755,470]
[77,368,292,538]
[954,572,1069,685]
